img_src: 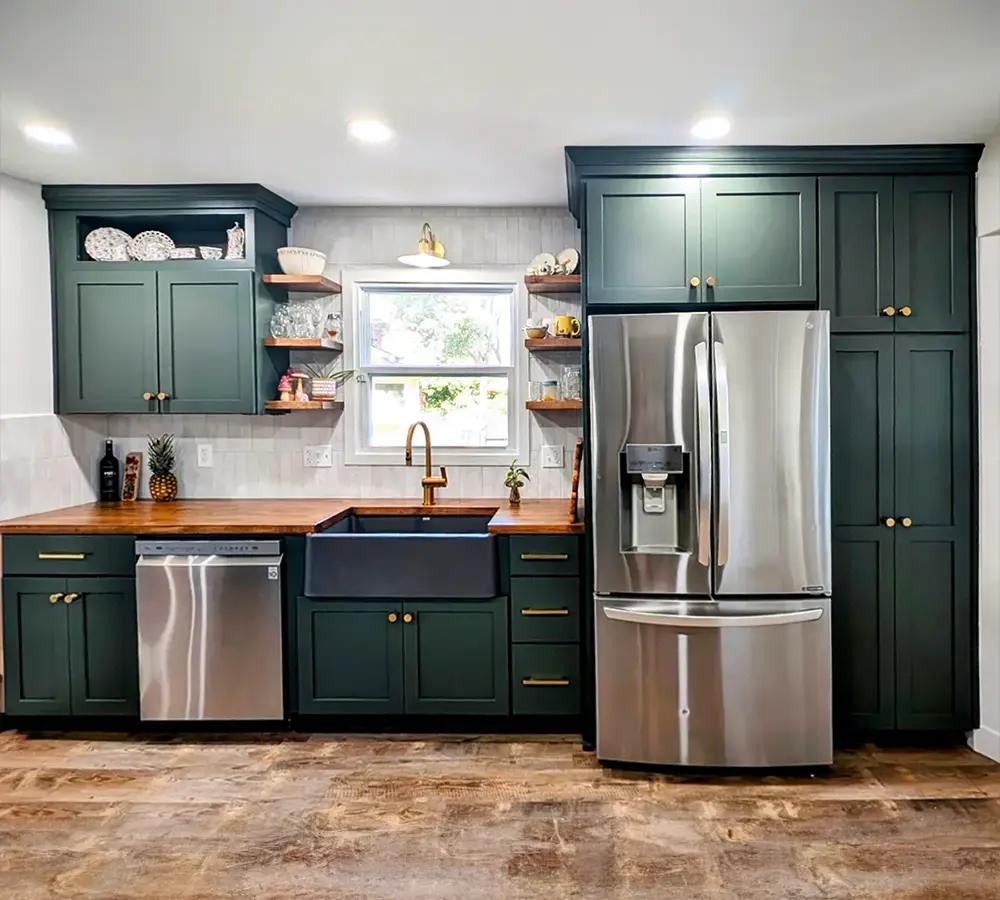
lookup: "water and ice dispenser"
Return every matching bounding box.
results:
[620,443,689,553]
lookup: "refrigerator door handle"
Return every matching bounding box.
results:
[714,340,731,566]
[602,606,824,628]
[694,340,711,567]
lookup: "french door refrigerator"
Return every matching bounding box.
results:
[589,310,831,767]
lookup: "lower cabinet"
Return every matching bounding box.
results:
[296,597,508,715]
[512,645,581,716]
[2,577,139,717]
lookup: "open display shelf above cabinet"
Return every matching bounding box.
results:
[524,275,581,294]
[526,400,582,412]
[263,274,342,293]
[263,337,343,351]
[525,338,582,351]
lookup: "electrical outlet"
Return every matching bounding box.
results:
[197,444,213,468]
[303,445,333,468]
[542,445,564,468]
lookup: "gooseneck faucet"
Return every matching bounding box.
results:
[404,420,448,506]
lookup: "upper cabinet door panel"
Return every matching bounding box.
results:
[893,176,971,333]
[585,178,701,305]
[58,270,159,414]
[156,270,256,413]
[700,177,818,305]
[819,177,894,332]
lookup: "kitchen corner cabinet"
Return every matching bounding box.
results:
[831,333,972,731]
[2,576,139,717]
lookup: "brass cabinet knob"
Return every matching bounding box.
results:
[387,613,398,623]
[143,392,154,400]
[900,306,912,317]
[901,517,912,528]
[49,593,64,604]
[882,306,896,317]
[403,613,414,624]
[63,593,79,604]
[156,392,169,401]
[689,276,700,287]
[883,517,896,528]
[706,276,717,287]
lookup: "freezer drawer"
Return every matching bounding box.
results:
[595,596,832,767]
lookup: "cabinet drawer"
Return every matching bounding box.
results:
[512,644,581,716]
[511,578,580,643]
[2,535,136,577]
[509,536,579,576]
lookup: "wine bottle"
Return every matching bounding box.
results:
[99,439,120,502]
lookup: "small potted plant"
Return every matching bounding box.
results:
[504,458,530,507]
[147,433,178,502]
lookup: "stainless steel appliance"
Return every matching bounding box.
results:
[590,310,831,767]
[135,540,284,721]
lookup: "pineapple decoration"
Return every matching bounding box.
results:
[147,433,178,502]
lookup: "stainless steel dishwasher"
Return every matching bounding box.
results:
[135,540,284,721]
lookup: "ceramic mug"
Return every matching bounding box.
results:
[554,315,582,338]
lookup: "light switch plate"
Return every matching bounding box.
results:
[542,445,564,468]
[197,444,213,468]
[303,445,333,468]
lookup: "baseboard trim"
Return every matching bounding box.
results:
[970,726,1000,762]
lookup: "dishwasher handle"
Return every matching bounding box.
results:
[602,605,824,628]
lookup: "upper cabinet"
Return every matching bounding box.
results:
[43,185,297,415]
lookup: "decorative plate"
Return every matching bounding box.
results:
[557,248,580,275]
[84,227,132,261]
[169,247,197,259]
[129,230,175,261]
[528,252,557,274]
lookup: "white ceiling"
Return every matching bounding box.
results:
[2,0,999,207]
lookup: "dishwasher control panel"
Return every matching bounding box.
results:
[135,540,282,556]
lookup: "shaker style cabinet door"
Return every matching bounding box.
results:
[893,176,972,333]
[57,270,160,414]
[156,270,256,413]
[700,177,818,305]
[585,178,701,306]
[819,177,895,332]
[829,336,896,730]
[892,334,973,730]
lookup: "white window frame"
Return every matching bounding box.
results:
[342,266,528,466]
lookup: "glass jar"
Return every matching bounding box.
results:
[542,380,559,402]
[528,381,544,402]
[560,365,582,401]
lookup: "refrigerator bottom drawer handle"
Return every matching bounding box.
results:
[602,607,824,628]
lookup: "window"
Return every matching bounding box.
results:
[344,268,527,466]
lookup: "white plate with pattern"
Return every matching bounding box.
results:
[129,230,175,261]
[557,248,579,275]
[84,227,132,261]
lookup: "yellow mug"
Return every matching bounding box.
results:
[554,315,582,338]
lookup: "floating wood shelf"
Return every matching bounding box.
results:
[524,337,582,350]
[264,400,343,411]
[526,400,582,412]
[263,274,342,293]
[263,337,343,351]
[524,275,581,294]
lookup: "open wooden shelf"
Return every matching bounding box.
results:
[263,274,342,293]
[526,400,582,412]
[524,337,582,350]
[264,400,343,411]
[524,275,581,294]
[263,337,343,351]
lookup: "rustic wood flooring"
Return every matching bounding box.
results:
[0,730,998,899]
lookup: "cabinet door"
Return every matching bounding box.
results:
[1,578,71,716]
[585,178,701,305]
[893,335,973,729]
[156,270,256,413]
[295,600,403,714]
[701,177,818,305]
[57,270,159,413]
[66,578,139,717]
[819,177,894,332]
[893,176,971,333]
[403,599,508,715]
[829,336,896,730]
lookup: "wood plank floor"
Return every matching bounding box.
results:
[0,731,998,899]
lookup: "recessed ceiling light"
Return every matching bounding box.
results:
[347,119,394,144]
[690,116,731,140]
[22,123,75,148]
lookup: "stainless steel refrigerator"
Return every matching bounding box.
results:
[589,310,832,767]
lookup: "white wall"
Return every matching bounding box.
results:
[974,131,1000,761]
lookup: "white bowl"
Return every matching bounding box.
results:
[278,246,327,276]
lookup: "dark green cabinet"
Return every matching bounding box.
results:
[157,270,255,413]
[831,334,973,731]
[2,576,138,717]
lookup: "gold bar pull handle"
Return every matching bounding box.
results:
[37,553,87,561]
[521,678,570,687]
[521,608,570,616]
[519,553,569,561]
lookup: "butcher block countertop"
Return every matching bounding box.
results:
[0,498,584,536]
